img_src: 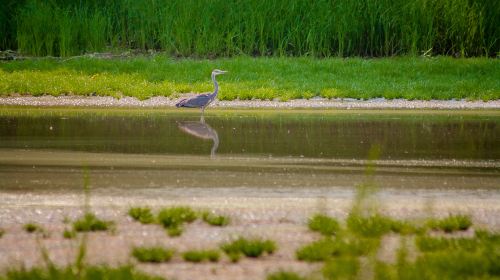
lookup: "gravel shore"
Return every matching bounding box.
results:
[1,95,499,109]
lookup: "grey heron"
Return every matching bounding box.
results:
[175,69,227,115]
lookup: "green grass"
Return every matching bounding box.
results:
[296,237,379,262]
[427,214,472,233]
[182,250,220,263]
[73,213,114,232]
[156,206,197,237]
[0,228,4,238]
[0,265,164,280]
[132,246,175,263]
[308,214,340,236]
[201,211,230,227]
[322,257,359,280]
[2,0,498,57]
[23,223,40,233]
[221,237,276,261]
[63,229,77,239]
[267,271,305,280]
[129,207,155,224]
[0,56,498,101]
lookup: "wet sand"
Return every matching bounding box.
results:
[1,95,499,109]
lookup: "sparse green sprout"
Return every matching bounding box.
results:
[73,213,113,232]
[129,207,155,224]
[323,257,359,280]
[132,246,175,263]
[63,229,77,239]
[157,206,197,234]
[221,237,276,261]
[182,250,220,263]
[0,228,5,238]
[202,211,230,227]
[267,271,305,280]
[427,214,472,233]
[166,226,183,237]
[308,214,340,236]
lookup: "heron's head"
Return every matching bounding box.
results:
[212,69,228,76]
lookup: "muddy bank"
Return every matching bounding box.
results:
[1,95,499,109]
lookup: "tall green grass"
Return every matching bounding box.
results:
[2,0,499,57]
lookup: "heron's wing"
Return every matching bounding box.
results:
[176,94,212,108]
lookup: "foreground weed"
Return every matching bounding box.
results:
[267,271,305,280]
[0,265,164,280]
[221,237,276,261]
[182,250,220,263]
[73,213,114,232]
[132,246,175,263]
[129,207,155,224]
[201,211,230,227]
[157,206,197,230]
[308,214,340,236]
[427,214,472,232]
[323,257,359,280]
[296,238,379,262]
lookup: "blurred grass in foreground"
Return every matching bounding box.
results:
[1,56,499,100]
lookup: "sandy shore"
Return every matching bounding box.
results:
[1,95,499,109]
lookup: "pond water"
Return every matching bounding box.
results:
[0,107,498,194]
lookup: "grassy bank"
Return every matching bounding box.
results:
[1,0,499,57]
[1,56,499,101]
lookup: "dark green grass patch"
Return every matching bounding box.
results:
[182,250,220,263]
[0,57,498,101]
[201,211,230,227]
[0,265,164,280]
[73,213,114,232]
[23,223,41,233]
[267,271,305,280]
[308,214,340,236]
[221,237,276,261]
[129,207,155,224]
[427,214,472,233]
[132,246,175,263]
[157,206,197,228]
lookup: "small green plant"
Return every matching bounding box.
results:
[323,257,359,280]
[296,238,378,262]
[267,271,305,280]
[157,206,197,233]
[63,229,77,239]
[132,246,175,263]
[73,213,114,232]
[201,211,230,227]
[308,214,340,236]
[0,228,4,238]
[166,226,183,237]
[427,214,472,233]
[182,250,220,263]
[129,207,155,224]
[23,223,40,233]
[347,214,413,237]
[221,237,276,261]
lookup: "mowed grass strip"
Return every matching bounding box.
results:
[0,56,498,101]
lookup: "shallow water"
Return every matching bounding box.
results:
[0,107,498,192]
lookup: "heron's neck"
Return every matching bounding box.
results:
[210,73,219,98]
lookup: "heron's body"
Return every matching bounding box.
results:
[176,69,227,113]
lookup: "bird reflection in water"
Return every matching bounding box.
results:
[177,118,219,157]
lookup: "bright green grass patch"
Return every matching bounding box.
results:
[73,213,114,232]
[427,214,472,233]
[132,246,175,263]
[201,211,230,227]
[221,237,276,262]
[0,56,498,101]
[157,206,197,237]
[346,214,421,237]
[182,250,220,263]
[267,271,306,280]
[323,257,359,280]
[0,265,164,280]
[129,207,155,224]
[308,214,340,236]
